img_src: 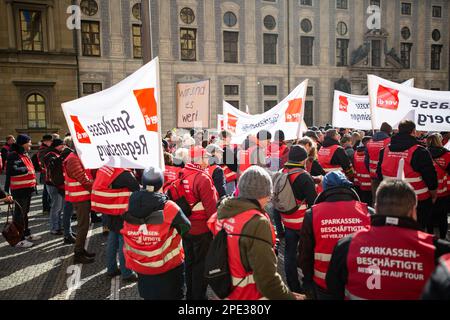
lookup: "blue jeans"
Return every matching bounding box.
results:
[63,201,74,237]
[138,264,184,300]
[46,185,64,232]
[106,231,132,279]
[284,228,302,293]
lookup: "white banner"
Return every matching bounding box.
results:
[223,80,308,144]
[61,57,164,170]
[333,79,414,130]
[368,75,450,131]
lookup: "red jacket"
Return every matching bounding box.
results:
[182,163,218,235]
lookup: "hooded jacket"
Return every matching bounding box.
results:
[4,143,35,197]
[428,146,450,174]
[376,133,438,192]
[125,191,191,237]
[217,197,295,300]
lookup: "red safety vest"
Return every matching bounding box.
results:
[381,145,431,201]
[222,209,276,300]
[9,152,36,190]
[432,151,450,198]
[221,165,237,183]
[312,200,370,290]
[367,138,391,179]
[164,165,182,184]
[63,152,92,203]
[122,200,184,275]
[317,145,342,173]
[238,149,251,175]
[353,151,372,191]
[91,166,133,215]
[279,168,308,231]
[345,225,435,300]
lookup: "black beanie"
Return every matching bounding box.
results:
[288,145,308,164]
[51,139,64,148]
[16,134,31,146]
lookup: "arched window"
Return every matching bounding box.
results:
[80,0,98,16]
[27,93,46,128]
[132,3,141,21]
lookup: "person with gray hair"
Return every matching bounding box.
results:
[213,166,305,300]
[326,179,450,300]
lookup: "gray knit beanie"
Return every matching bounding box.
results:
[238,166,273,200]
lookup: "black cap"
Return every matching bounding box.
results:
[257,130,272,141]
[42,134,53,141]
[142,167,164,191]
[51,139,64,148]
[288,145,308,164]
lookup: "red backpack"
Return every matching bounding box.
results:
[163,170,198,217]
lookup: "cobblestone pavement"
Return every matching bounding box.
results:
[0,178,290,300]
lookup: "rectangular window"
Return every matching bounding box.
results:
[432,6,442,18]
[264,100,278,112]
[400,43,412,69]
[307,86,313,96]
[132,24,142,59]
[19,10,43,51]
[180,28,197,61]
[83,83,103,95]
[223,31,239,63]
[336,39,349,67]
[226,100,240,109]
[371,40,382,67]
[300,0,312,5]
[224,85,239,96]
[431,45,442,70]
[263,34,278,64]
[401,3,412,15]
[81,21,101,57]
[300,36,314,66]
[336,0,348,9]
[264,85,277,96]
[304,101,313,127]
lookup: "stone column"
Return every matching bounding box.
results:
[319,0,329,66]
[203,0,216,62]
[47,4,55,51]
[6,0,16,49]
[159,0,172,60]
[244,0,257,64]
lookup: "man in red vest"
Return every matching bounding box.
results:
[279,145,317,294]
[92,165,139,281]
[5,134,41,248]
[1,135,15,173]
[365,122,392,199]
[317,129,354,180]
[354,136,373,206]
[182,146,219,300]
[220,130,238,195]
[268,130,290,172]
[215,166,305,300]
[422,253,450,300]
[63,147,95,264]
[326,180,450,300]
[299,171,373,299]
[377,120,438,231]
[122,167,191,299]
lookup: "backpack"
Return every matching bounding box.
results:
[271,168,304,214]
[204,227,272,299]
[31,153,41,172]
[46,152,68,187]
[163,171,198,218]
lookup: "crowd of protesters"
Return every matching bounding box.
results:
[0,119,449,300]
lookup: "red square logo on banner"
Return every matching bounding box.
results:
[339,96,348,112]
[70,115,91,144]
[133,88,158,132]
[376,85,399,110]
[227,113,237,133]
[285,99,302,122]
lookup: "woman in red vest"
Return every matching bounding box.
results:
[122,167,191,300]
[426,133,450,239]
[5,134,41,248]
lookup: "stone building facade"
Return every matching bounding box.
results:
[144,0,449,131]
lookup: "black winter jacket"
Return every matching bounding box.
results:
[376,133,438,191]
[326,215,450,300]
[421,254,450,300]
[4,144,35,198]
[298,187,375,286]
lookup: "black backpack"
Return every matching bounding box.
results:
[46,152,69,187]
[204,227,272,299]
